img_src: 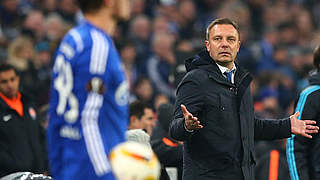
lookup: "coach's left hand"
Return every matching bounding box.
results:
[290,111,319,139]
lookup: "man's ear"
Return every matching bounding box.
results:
[129,116,138,126]
[16,75,20,84]
[205,40,210,52]
[237,41,241,53]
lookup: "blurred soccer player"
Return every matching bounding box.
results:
[47,0,130,179]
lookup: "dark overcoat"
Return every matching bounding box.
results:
[169,50,291,180]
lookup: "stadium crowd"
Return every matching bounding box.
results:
[1,0,320,179]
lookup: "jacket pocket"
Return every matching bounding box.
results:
[206,93,233,112]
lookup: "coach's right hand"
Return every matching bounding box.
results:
[181,104,203,131]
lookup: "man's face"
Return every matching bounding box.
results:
[205,24,240,69]
[0,70,19,98]
[139,108,155,135]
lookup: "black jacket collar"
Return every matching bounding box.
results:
[309,72,320,85]
[185,49,250,86]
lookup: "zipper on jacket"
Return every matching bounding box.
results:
[237,72,250,86]
[229,87,238,95]
[236,72,250,89]
[226,72,250,96]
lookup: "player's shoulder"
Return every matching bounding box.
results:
[298,85,320,105]
[57,23,95,59]
[184,68,208,82]
[68,23,112,48]
[63,24,90,49]
[300,85,320,96]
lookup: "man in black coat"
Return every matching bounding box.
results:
[151,103,183,180]
[286,45,320,180]
[169,18,319,180]
[0,63,47,177]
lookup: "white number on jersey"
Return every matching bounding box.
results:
[53,54,79,124]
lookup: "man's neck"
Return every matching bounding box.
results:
[0,92,18,100]
[85,10,116,36]
[215,61,235,70]
[215,62,236,73]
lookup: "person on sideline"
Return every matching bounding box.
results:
[151,103,183,180]
[47,0,131,179]
[0,63,47,177]
[128,100,156,136]
[286,44,320,180]
[169,18,319,180]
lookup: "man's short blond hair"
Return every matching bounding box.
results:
[205,18,240,40]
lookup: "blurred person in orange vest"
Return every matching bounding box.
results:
[151,103,183,180]
[0,63,47,178]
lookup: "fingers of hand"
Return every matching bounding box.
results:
[305,124,319,135]
[186,117,202,130]
[185,115,194,128]
[304,134,313,139]
[306,129,318,134]
[301,122,319,138]
[187,113,194,120]
[181,104,203,129]
[181,104,188,115]
[306,124,319,130]
[184,112,195,126]
[192,122,203,129]
[305,120,318,125]
[186,117,196,125]
[193,119,203,129]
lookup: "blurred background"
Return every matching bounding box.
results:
[2,0,320,115]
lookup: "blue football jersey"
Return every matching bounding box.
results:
[47,21,129,180]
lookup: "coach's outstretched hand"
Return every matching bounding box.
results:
[181,104,203,131]
[290,111,319,139]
